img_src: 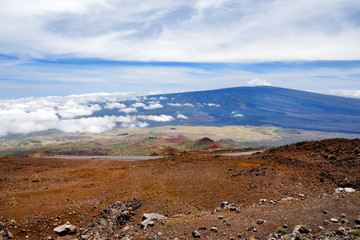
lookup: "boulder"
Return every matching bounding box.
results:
[141,213,167,229]
[344,187,356,193]
[192,230,201,238]
[293,225,310,234]
[53,222,77,236]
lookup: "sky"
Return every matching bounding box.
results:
[0,0,360,136]
[0,0,359,99]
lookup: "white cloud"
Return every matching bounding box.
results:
[167,102,195,107]
[131,102,145,108]
[145,103,163,109]
[1,1,360,62]
[207,103,220,107]
[168,103,182,107]
[104,102,127,109]
[233,113,244,117]
[177,114,188,119]
[57,103,101,119]
[247,78,272,86]
[183,103,194,107]
[120,107,138,114]
[312,90,360,99]
[138,115,174,122]
[131,102,163,109]
[0,91,176,136]
[57,116,117,134]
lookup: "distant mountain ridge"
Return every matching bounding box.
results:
[94,86,360,133]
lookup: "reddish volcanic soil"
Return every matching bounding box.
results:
[0,138,359,239]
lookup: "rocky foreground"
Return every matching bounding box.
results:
[0,138,360,239]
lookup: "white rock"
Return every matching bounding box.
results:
[53,222,77,236]
[142,213,167,221]
[334,188,344,193]
[141,213,167,229]
[344,187,356,193]
[281,197,294,201]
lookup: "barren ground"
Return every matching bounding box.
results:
[0,138,359,239]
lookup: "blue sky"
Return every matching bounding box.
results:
[0,0,360,98]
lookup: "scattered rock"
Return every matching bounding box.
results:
[199,212,206,217]
[342,219,350,224]
[221,201,234,209]
[330,218,339,223]
[192,230,201,238]
[53,222,77,236]
[334,188,344,193]
[146,234,157,240]
[147,221,155,227]
[0,217,15,240]
[293,225,310,234]
[141,213,167,229]
[335,227,347,236]
[344,187,356,193]
[229,206,237,211]
[281,197,294,201]
[79,199,142,239]
[210,226,219,232]
[256,219,265,225]
[259,199,267,205]
[213,207,221,213]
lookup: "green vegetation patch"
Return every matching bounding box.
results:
[276,226,288,234]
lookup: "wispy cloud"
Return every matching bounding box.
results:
[1,0,359,61]
[0,1,359,97]
[247,78,272,86]
[312,90,360,99]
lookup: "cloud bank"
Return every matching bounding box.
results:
[0,92,175,137]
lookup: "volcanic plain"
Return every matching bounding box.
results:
[0,138,360,239]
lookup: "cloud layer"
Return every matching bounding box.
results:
[1,0,360,62]
[0,92,176,137]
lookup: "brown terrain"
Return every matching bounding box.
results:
[0,138,360,239]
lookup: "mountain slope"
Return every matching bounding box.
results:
[94,86,360,133]
[155,86,360,132]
